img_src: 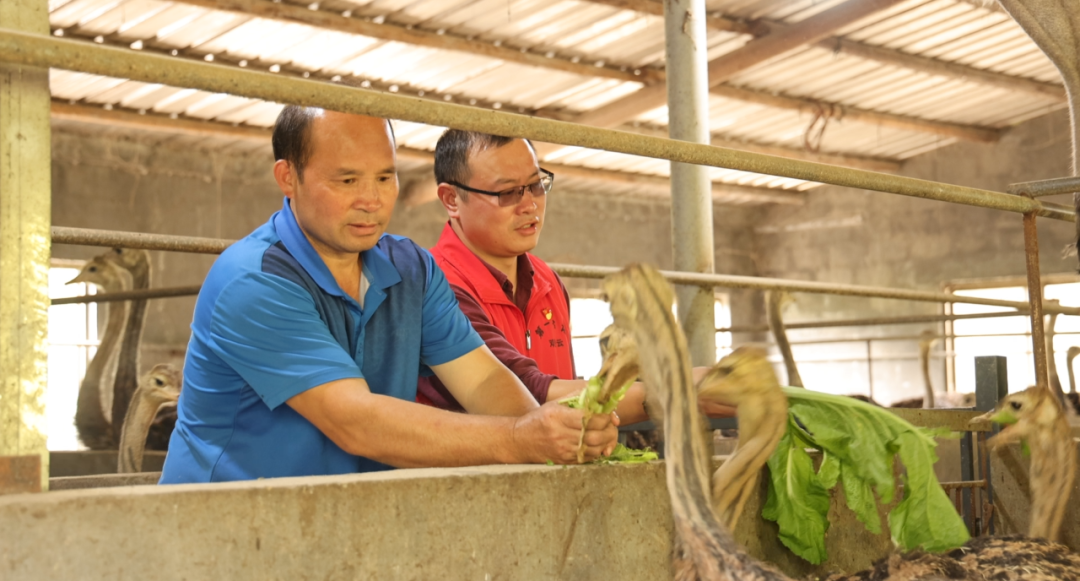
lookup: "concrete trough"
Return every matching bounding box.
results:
[0,460,898,581]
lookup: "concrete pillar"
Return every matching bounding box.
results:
[0,0,52,491]
[665,0,716,366]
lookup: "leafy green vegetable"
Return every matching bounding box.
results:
[889,432,971,552]
[561,375,649,464]
[762,421,832,563]
[761,387,970,564]
[565,375,631,415]
[591,443,658,464]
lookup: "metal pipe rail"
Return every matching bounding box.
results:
[1,29,1075,223]
[1007,176,1080,198]
[551,263,1080,315]
[719,311,1028,333]
[52,226,232,254]
[50,226,1080,315]
[50,286,202,306]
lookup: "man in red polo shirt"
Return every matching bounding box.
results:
[417,130,675,424]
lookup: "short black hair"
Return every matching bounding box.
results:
[272,106,396,182]
[434,130,533,193]
[272,105,323,182]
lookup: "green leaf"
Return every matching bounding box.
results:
[817,451,841,490]
[762,427,831,564]
[840,463,880,535]
[590,443,658,464]
[889,431,970,552]
[764,387,969,563]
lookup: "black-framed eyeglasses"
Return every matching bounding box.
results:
[447,168,554,208]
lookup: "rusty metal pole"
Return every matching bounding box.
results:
[1022,210,1049,391]
[665,0,715,366]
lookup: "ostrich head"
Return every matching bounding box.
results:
[139,364,182,408]
[697,346,783,408]
[974,386,1064,442]
[597,324,640,401]
[67,256,124,287]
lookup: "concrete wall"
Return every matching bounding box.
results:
[0,461,896,581]
[752,109,1077,403]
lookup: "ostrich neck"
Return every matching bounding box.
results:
[1027,410,1077,541]
[111,266,149,439]
[117,388,165,473]
[766,291,802,388]
[1046,313,1061,393]
[75,278,129,448]
[920,340,935,409]
[612,268,792,581]
[1069,352,1078,394]
[86,294,128,379]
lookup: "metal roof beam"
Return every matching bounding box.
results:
[158,0,1014,148]
[168,0,664,85]
[61,30,904,173]
[581,0,1065,101]
[573,0,908,128]
[819,37,1065,101]
[708,84,1002,143]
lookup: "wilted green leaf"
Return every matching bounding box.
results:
[840,463,880,535]
[763,425,831,564]
[889,432,970,552]
[764,387,969,564]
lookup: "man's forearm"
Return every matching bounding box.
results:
[292,381,523,467]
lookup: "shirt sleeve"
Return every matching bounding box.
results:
[418,250,486,366]
[445,284,557,403]
[208,272,363,410]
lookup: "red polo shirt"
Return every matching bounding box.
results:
[417,223,576,411]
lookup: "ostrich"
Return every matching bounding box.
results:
[67,256,130,450]
[117,364,181,473]
[601,264,1080,581]
[892,330,974,409]
[1044,300,1064,397]
[765,290,802,388]
[1067,346,1080,415]
[102,248,151,441]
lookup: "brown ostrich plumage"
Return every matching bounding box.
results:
[601,264,1080,581]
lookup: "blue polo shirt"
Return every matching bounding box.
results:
[160,199,484,484]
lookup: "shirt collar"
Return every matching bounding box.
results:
[272,198,401,301]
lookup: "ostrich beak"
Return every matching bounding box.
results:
[968,407,1017,429]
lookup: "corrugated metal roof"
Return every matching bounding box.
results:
[44,0,1067,203]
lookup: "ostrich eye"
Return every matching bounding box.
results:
[154,378,164,387]
[88,266,97,272]
[1010,401,1022,411]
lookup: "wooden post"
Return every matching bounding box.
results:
[0,0,52,491]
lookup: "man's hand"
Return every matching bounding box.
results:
[509,401,619,464]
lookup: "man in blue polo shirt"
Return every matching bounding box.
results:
[160,108,618,483]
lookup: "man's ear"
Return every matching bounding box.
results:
[436,183,463,219]
[273,160,298,199]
